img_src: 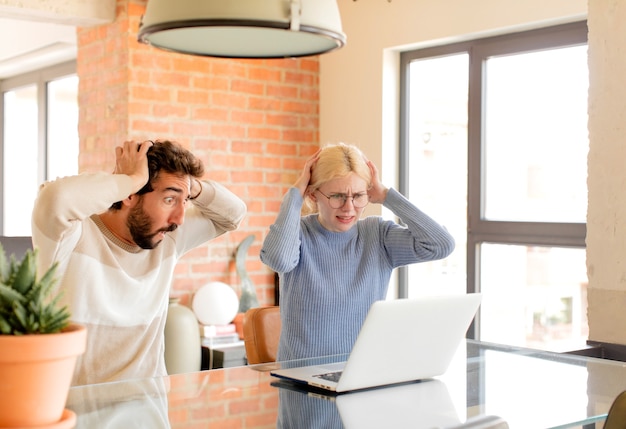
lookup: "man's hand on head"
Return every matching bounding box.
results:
[113,140,153,193]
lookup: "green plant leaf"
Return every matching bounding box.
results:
[0,242,8,283]
[13,301,27,323]
[0,313,12,334]
[0,245,70,335]
[0,282,26,305]
[38,262,59,297]
[11,250,37,295]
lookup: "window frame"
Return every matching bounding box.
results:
[399,21,588,339]
[0,60,76,235]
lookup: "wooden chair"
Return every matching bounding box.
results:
[604,390,626,429]
[243,306,281,365]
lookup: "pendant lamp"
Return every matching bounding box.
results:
[138,0,346,58]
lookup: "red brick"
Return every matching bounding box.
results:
[77,0,321,304]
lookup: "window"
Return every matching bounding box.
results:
[1,61,78,236]
[400,22,588,352]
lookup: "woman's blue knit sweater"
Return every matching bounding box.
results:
[260,187,455,361]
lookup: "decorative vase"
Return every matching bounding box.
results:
[164,297,201,375]
[236,234,259,313]
[0,323,87,428]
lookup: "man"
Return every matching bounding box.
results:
[32,140,247,385]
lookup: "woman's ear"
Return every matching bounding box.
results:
[307,189,317,202]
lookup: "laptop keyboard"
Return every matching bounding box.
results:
[314,370,343,383]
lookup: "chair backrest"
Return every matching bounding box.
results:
[604,390,626,429]
[243,306,281,365]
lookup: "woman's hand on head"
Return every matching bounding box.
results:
[113,140,153,193]
[295,149,321,197]
[366,160,389,204]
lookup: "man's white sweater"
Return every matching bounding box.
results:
[32,173,246,385]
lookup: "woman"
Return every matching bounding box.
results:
[260,142,455,361]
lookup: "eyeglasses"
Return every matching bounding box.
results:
[317,190,369,209]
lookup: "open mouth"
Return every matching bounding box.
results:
[336,215,355,223]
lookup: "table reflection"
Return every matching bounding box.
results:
[275,382,342,428]
[68,377,170,428]
[65,340,626,428]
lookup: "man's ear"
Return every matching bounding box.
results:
[122,194,137,208]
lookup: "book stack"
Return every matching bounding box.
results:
[199,323,240,347]
[210,343,247,369]
[199,323,246,369]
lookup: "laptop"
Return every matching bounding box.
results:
[270,293,482,393]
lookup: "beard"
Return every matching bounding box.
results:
[127,199,178,249]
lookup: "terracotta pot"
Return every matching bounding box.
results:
[0,323,87,427]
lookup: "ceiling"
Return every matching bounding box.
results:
[0,1,115,79]
[0,18,77,79]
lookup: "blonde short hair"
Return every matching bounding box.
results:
[304,142,371,213]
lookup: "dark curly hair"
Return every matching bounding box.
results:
[110,140,204,210]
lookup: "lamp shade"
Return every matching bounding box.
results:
[138,0,346,58]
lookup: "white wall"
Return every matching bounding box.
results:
[319,0,587,214]
[320,0,626,346]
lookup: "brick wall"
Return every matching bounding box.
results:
[76,0,319,306]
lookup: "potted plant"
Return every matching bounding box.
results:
[0,242,87,428]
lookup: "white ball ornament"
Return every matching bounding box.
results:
[192,282,240,326]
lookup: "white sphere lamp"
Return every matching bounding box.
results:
[192,282,240,326]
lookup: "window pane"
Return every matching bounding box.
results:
[3,85,38,235]
[484,45,589,222]
[47,75,79,178]
[407,53,468,297]
[480,243,588,352]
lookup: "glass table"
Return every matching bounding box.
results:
[66,340,626,428]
